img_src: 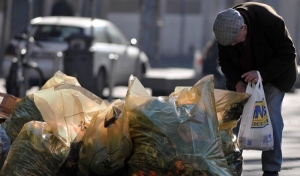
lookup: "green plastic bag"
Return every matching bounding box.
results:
[0,121,69,176]
[1,94,43,142]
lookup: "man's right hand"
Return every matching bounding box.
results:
[235,81,247,93]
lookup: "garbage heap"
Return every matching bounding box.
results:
[0,71,250,176]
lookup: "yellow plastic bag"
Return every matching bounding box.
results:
[125,75,231,176]
[33,71,109,174]
[34,83,108,147]
[214,89,250,130]
[214,88,250,176]
[78,99,132,175]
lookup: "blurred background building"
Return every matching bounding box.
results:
[0,0,299,70]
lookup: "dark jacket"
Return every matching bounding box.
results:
[218,2,298,92]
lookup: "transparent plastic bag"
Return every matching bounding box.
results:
[34,84,108,147]
[78,99,131,175]
[125,75,231,176]
[0,121,70,176]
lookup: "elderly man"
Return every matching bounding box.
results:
[213,2,298,176]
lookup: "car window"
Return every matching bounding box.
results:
[93,26,110,43]
[105,24,127,45]
[31,25,84,43]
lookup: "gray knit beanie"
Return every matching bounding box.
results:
[213,8,244,46]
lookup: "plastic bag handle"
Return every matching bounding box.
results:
[104,107,121,128]
[246,71,262,93]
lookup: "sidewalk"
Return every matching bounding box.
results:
[242,90,300,176]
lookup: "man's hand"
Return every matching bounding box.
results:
[242,70,262,83]
[235,81,247,93]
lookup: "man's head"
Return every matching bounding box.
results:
[213,8,246,46]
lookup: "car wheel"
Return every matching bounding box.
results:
[95,69,106,98]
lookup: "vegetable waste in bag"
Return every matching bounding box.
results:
[78,99,131,176]
[124,75,231,176]
[0,121,70,176]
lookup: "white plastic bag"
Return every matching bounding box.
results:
[238,71,274,151]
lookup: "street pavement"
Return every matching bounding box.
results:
[0,78,299,176]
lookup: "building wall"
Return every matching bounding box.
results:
[105,0,231,60]
[107,0,208,58]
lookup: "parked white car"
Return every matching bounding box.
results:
[2,16,150,97]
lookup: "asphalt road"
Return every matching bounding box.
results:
[0,77,299,175]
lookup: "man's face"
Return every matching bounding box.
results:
[231,24,247,46]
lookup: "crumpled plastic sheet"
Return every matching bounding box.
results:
[125,75,232,176]
[0,121,70,176]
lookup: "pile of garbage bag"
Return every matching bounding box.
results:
[0,71,250,176]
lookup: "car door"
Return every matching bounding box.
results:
[104,23,136,85]
[92,23,134,86]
